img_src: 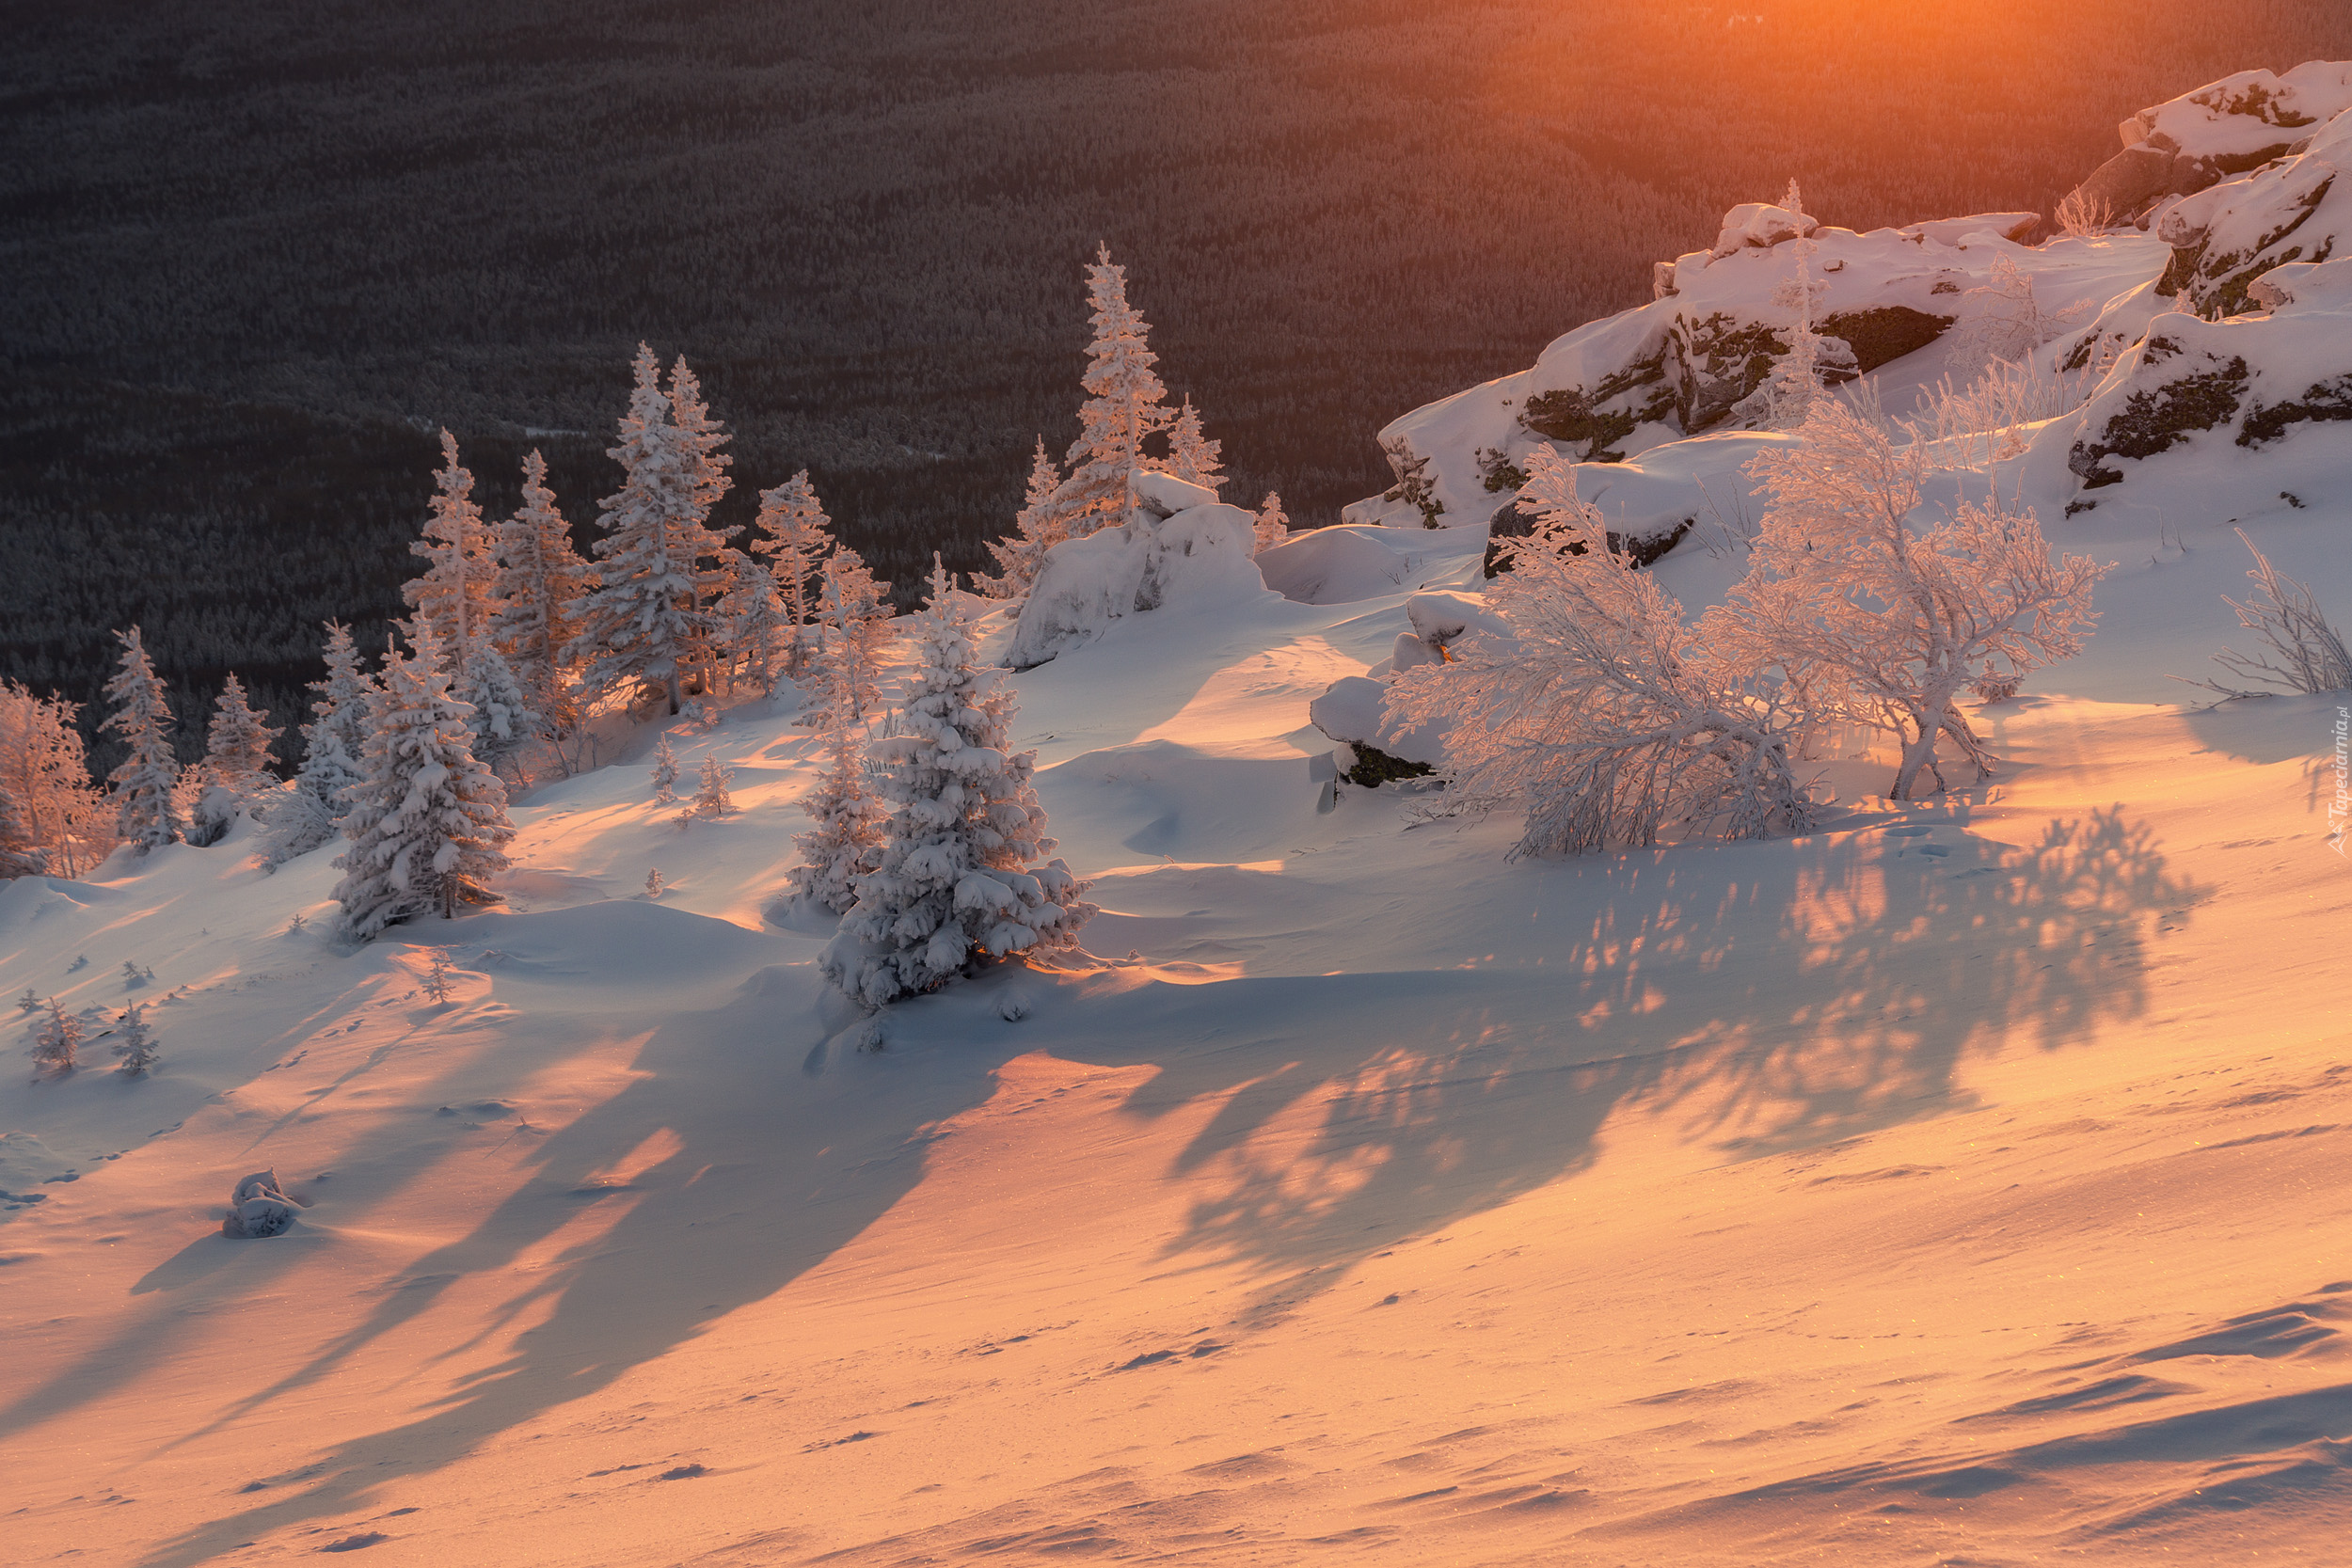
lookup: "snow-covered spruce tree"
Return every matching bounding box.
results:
[405,431,498,657]
[1165,394,1223,490]
[455,641,538,778]
[0,682,104,878]
[809,548,895,726]
[205,674,281,790]
[822,559,1094,1005]
[332,627,516,938]
[1731,397,2108,800]
[103,626,181,851]
[1253,491,1290,555]
[649,735,680,803]
[691,754,734,818]
[113,1003,159,1076]
[787,701,887,915]
[490,450,593,742]
[748,469,834,672]
[567,345,736,716]
[30,998,80,1077]
[273,625,375,863]
[714,549,789,695]
[976,437,1070,601]
[1393,449,1814,855]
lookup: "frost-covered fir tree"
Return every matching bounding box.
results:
[1057,245,1170,532]
[979,247,1172,599]
[30,998,80,1077]
[490,450,592,740]
[567,345,736,715]
[976,437,1070,601]
[748,470,834,671]
[714,549,789,695]
[113,1003,159,1076]
[787,697,887,915]
[454,641,538,777]
[102,626,181,851]
[822,559,1093,1006]
[205,674,281,789]
[649,735,680,803]
[405,431,498,657]
[1253,491,1290,555]
[275,625,375,863]
[332,628,516,938]
[692,754,734,818]
[809,548,895,726]
[1164,394,1223,489]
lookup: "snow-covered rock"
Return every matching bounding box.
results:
[1007,478,1268,669]
[2065,254,2352,498]
[2073,60,2352,225]
[1255,526,1415,605]
[2153,103,2352,317]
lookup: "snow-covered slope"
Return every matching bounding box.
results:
[7,64,2352,1568]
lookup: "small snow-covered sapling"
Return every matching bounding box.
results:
[15,988,36,1017]
[114,1004,160,1077]
[29,1000,80,1077]
[67,954,87,974]
[645,867,664,898]
[692,755,734,818]
[424,948,455,1005]
[650,736,681,804]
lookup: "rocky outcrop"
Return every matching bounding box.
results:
[2153,102,2352,317]
[2069,62,2352,226]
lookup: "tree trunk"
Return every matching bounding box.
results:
[1891,713,1945,801]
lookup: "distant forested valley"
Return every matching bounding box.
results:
[4,0,2345,768]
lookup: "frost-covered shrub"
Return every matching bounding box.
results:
[2179,529,2352,696]
[222,1169,299,1238]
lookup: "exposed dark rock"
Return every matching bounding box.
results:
[1483,513,1692,578]
[1519,345,1675,461]
[1342,742,1435,787]
[1818,307,1955,374]
[2067,344,2249,486]
[2238,373,2352,446]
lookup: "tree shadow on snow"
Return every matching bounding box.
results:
[1058,804,2201,1300]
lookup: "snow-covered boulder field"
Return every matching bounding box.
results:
[7,61,2352,1568]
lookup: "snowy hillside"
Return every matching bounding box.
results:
[6,65,2352,1568]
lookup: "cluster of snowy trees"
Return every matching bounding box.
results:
[1397,401,2111,854]
[976,247,1291,601]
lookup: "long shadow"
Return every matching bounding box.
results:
[1054,805,2199,1291]
[119,950,1017,1568]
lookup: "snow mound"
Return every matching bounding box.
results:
[1008,481,1268,669]
[2074,61,2352,223]
[1254,526,1414,604]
